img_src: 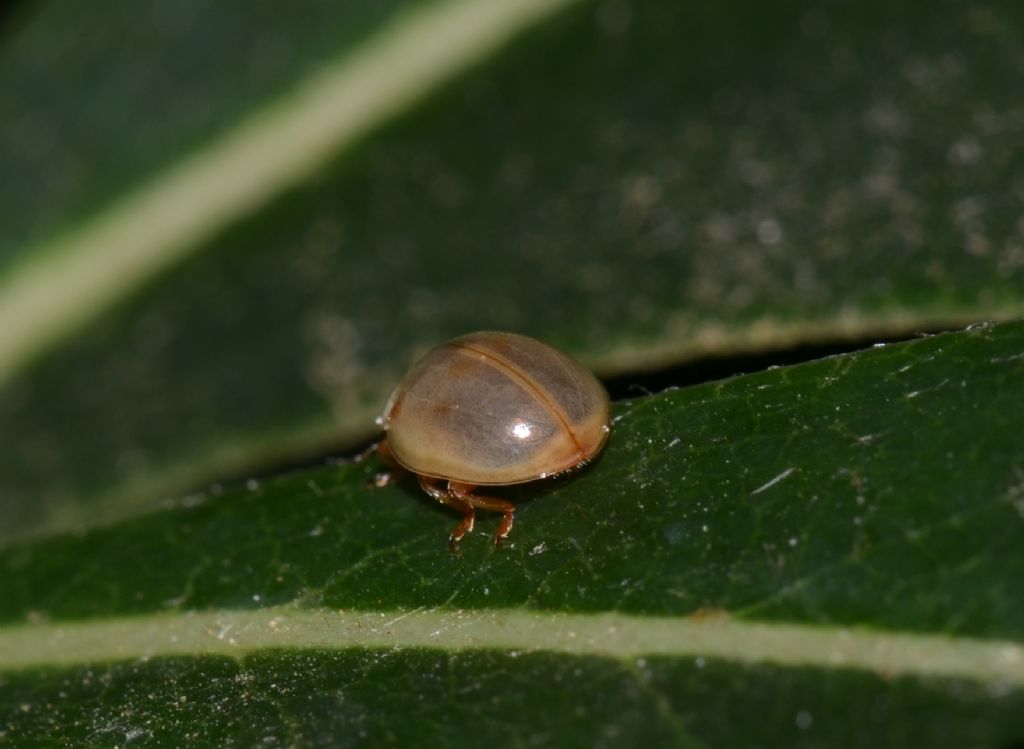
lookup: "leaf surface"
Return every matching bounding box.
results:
[2,321,1023,747]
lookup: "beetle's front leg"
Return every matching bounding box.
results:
[418,476,475,544]
[449,482,516,545]
[362,439,403,488]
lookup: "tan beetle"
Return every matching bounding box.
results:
[374,331,611,545]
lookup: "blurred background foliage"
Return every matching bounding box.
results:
[1,0,1022,540]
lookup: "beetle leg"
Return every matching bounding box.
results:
[353,440,382,463]
[418,476,475,543]
[365,439,404,488]
[449,482,516,545]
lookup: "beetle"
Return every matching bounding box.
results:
[374,331,611,545]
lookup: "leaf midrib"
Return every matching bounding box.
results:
[0,0,581,386]
[2,606,1021,686]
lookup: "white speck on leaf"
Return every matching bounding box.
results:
[125,727,147,743]
[751,467,797,495]
[757,218,783,245]
[948,136,982,166]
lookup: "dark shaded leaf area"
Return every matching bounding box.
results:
[2,651,1022,748]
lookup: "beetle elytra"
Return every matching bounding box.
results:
[375,331,611,545]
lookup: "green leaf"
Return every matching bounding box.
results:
[3,0,1024,542]
[2,321,1023,746]
[0,0,577,375]
[0,0,431,262]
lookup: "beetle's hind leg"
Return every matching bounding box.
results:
[449,482,516,545]
[418,476,476,544]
